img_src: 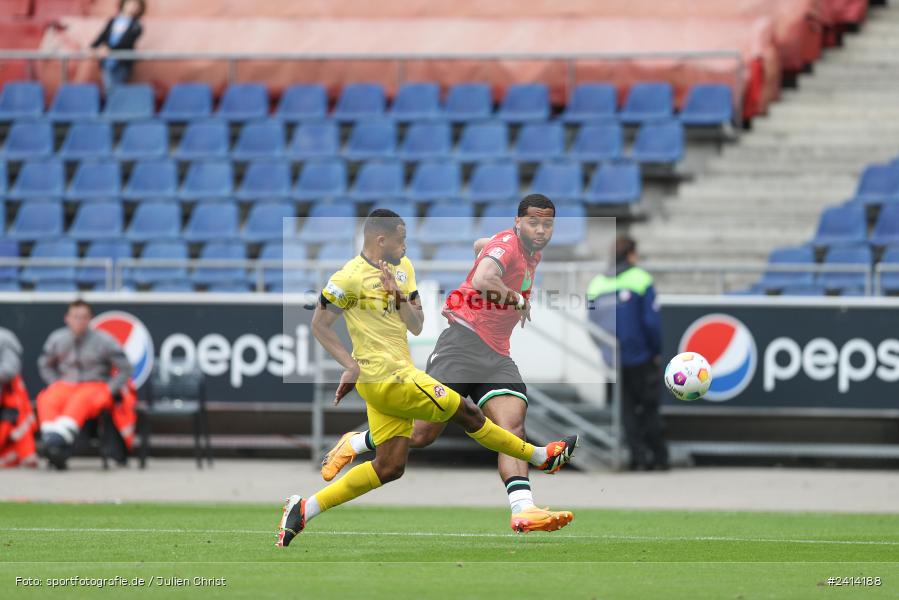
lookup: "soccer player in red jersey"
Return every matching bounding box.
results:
[322,194,576,533]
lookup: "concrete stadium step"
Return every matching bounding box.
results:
[720,146,899,159]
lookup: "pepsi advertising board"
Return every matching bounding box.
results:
[0,296,319,404]
[661,299,899,410]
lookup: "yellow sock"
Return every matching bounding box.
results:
[466,418,535,462]
[314,461,382,512]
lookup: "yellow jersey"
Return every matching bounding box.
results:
[321,253,419,382]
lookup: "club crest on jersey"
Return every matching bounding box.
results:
[394,269,407,284]
[433,385,447,398]
[488,247,506,260]
[502,235,512,242]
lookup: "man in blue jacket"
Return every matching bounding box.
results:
[587,236,668,471]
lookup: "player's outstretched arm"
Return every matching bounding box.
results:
[311,303,359,404]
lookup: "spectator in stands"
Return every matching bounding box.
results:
[587,235,669,471]
[0,327,37,468]
[90,0,146,91]
[36,300,133,470]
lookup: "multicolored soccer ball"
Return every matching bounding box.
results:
[664,352,713,401]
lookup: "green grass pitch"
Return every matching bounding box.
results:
[1,502,897,599]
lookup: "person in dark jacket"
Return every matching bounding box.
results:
[587,235,668,471]
[90,0,145,91]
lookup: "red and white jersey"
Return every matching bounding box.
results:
[443,228,541,356]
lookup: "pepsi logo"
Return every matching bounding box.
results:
[678,314,757,402]
[91,311,155,388]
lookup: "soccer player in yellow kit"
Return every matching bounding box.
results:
[276,209,578,547]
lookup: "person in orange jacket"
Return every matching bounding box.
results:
[0,327,37,468]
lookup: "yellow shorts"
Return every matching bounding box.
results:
[355,365,461,446]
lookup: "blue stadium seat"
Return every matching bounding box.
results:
[513,122,564,162]
[333,83,385,122]
[569,122,623,162]
[398,121,451,161]
[477,203,516,239]
[620,82,674,125]
[275,84,327,122]
[299,202,356,243]
[878,247,899,294]
[217,82,269,122]
[419,202,475,244]
[584,161,641,205]
[498,83,549,123]
[116,121,168,160]
[680,84,734,127]
[818,245,872,292]
[206,282,254,293]
[149,280,194,292]
[180,160,234,201]
[0,238,14,282]
[344,120,397,161]
[560,83,617,124]
[1,120,53,160]
[10,159,64,200]
[232,120,285,160]
[287,121,339,160]
[59,121,112,160]
[48,83,99,121]
[0,81,44,120]
[126,201,181,241]
[780,284,826,296]
[316,241,355,263]
[131,241,189,285]
[428,244,473,291]
[236,160,292,201]
[293,158,347,201]
[389,82,442,122]
[0,161,6,198]
[123,159,179,200]
[68,161,120,200]
[530,161,582,202]
[160,82,213,121]
[183,201,239,242]
[552,202,587,247]
[20,239,78,284]
[467,161,517,203]
[853,164,899,205]
[871,204,899,247]
[77,240,132,288]
[259,240,313,290]
[403,241,423,262]
[0,281,21,291]
[67,201,123,241]
[350,160,404,202]
[33,280,81,291]
[406,161,460,201]
[759,245,816,290]
[812,204,867,247]
[446,83,492,122]
[243,202,296,242]
[8,201,62,240]
[102,84,154,121]
[192,241,248,285]
[174,120,229,160]
[455,122,508,162]
[631,120,684,164]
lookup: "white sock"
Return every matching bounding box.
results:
[528,446,548,466]
[505,476,536,514]
[304,495,322,522]
[349,431,373,455]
